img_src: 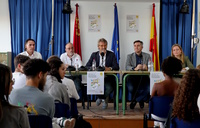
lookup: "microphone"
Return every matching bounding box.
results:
[101,52,104,67]
[70,58,72,66]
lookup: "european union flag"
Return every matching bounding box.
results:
[111,4,120,64]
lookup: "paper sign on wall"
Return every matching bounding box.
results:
[87,71,104,95]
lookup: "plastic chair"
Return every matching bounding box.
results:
[143,96,174,128]
[28,115,52,128]
[170,117,200,128]
[54,103,70,118]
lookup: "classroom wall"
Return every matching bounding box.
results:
[0,0,11,52]
[70,0,160,70]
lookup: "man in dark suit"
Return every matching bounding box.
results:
[86,38,119,109]
[125,40,150,109]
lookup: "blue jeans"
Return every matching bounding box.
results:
[126,75,150,102]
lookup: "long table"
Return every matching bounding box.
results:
[122,71,150,115]
[65,70,120,115]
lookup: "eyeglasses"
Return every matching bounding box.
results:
[11,78,15,84]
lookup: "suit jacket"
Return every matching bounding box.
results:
[86,50,119,70]
[125,52,150,71]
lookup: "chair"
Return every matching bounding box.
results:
[143,96,174,128]
[70,98,78,118]
[28,115,52,128]
[170,117,200,128]
[54,103,70,118]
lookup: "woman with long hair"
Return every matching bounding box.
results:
[172,69,200,121]
[0,64,29,127]
[171,44,194,70]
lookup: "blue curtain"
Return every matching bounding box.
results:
[53,0,70,57]
[9,0,52,70]
[9,0,70,70]
[161,0,197,67]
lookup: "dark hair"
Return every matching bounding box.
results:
[24,39,35,51]
[23,59,50,78]
[46,55,60,63]
[133,40,143,45]
[161,56,182,77]
[47,57,63,83]
[0,64,12,120]
[14,55,30,69]
[172,69,200,121]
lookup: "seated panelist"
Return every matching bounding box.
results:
[125,40,150,109]
[86,38,119,109]
[19,39,42,59]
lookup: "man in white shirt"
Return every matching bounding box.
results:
[60,43,82,69]
[20,39,42,59]
[60,43,82,94]
[12,55,30,89]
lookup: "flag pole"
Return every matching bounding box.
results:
[191,0,195,63]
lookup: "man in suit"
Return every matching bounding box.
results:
[125,40,150,109]
[86,38,119,109]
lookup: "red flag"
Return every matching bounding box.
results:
[149,3,160,71]
[73,3,82,59]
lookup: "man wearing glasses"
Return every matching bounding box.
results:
[60,42,83,94]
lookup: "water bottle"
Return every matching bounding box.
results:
[92,59,96,71]
[148,59,154,72]
[148,60,151,72]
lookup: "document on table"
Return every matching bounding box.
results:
[150,71,165,95]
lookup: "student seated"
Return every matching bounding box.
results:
[0,64,30,128]
[12,55,30,89]
[172,69,200,122]
[9,59,75,128]
[151,57,182,128]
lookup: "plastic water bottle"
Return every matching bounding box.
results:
[92,59,96,71]
[148,59,154,72]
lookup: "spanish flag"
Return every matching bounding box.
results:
[73,3,82,59]
[149,3,160,71]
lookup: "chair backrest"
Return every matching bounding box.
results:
[149,96,174,118]
[170,117,200,128]
[70,98,78,117]
[28,115,52,128]
[54,103,70,118]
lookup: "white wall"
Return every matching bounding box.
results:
[70,1,160,70]
[0,0,11,52]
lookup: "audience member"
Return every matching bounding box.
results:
[86,38,119,109]
[172,69,200,121]
[9,59,75,128]
[151,57,182,128]
[20,39,42,59]
[12,55,30,89]
[60,43,82,94]
[0,63,30,127]
[45,57,71,106]
[45,55,79,100]
[125,40,150,109]
[151,57,182,97]
[197,64,200,70]
[171,44,194,70]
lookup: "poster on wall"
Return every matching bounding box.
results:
[88,14,101,32]
[87,71,104,94]
[126,15,139,32]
